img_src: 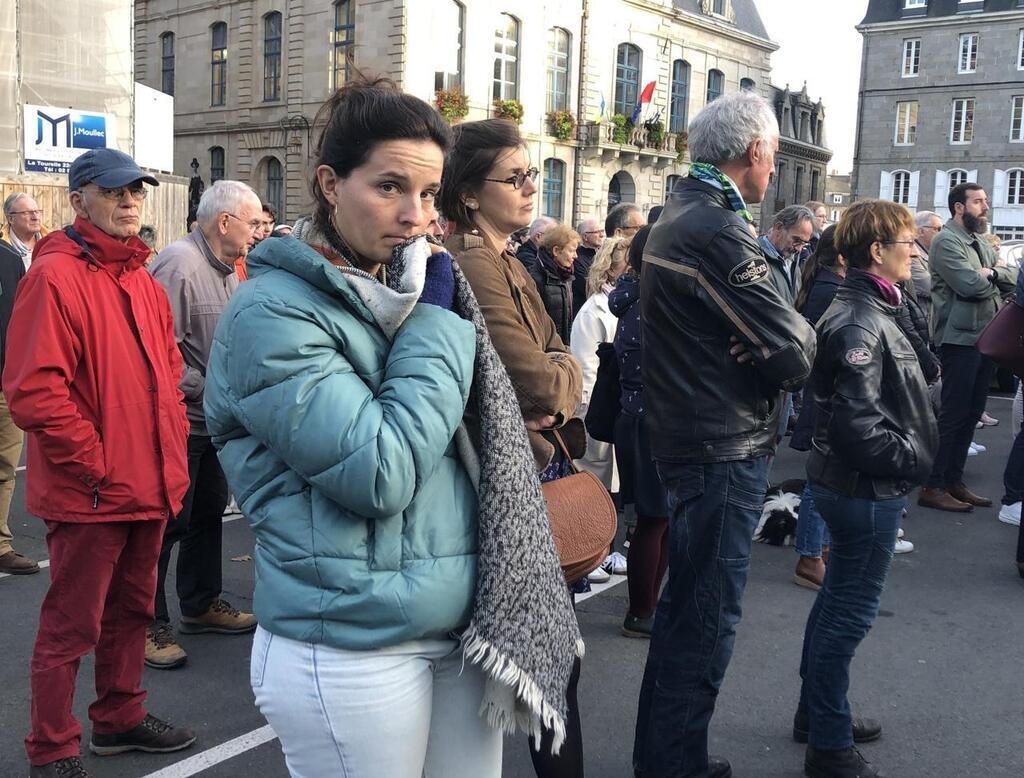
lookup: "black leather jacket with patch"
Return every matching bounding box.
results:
[640,177,816,463]
[806,271,939,499]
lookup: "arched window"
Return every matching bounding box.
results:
[608,170,636,209]
[669,60,690,133]
[1008,169,1024,206]
[892,170,912,205]
[160,33,175,96]
[613,44,641,117]
[433,1,464,91]
[948,169,969,189]
[543,159,565,220]
[210,146,225,183]
[210,23,227,107]
[264,157,284,220]
[332,0,355,89]
[706,69,724,104]
[264,12,282,101]
[666,174,683,200]
[493,14,520,102]
[740,77,755,92]
[546,28,571,113]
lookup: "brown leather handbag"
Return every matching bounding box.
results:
[976,298,1024,378]
[542,429,619,584]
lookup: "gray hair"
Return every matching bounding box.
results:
[605,203,640,235]
[915,210,940,228]
[688,92,779,165]
[772,205,816,231]
[3,192,31,218]
[196,180,261,225]
[527,216,557,240]
[138,225,157,247]
[575,216,599,233]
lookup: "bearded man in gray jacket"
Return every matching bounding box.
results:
[145,180,264,668]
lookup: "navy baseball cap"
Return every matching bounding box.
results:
[69,149,159,191]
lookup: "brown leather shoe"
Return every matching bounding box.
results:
[793,556,825,590]
[947,482,992,508]
[0,550,40,575]
[179,598,257,635]
[145,623,187,670]
[917,487,972,513]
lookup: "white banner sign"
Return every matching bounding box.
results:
[23,104,116,174]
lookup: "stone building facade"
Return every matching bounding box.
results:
[826,172,853,223]
[134,0,781,227]
[853,0,1024,240]
[760,82,833,230]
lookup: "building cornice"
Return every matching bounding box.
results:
[857,9,1024,33]
[622,0,779,53]
[779,137,834,165]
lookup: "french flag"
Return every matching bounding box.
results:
[631,81,656,123]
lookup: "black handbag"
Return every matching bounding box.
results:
[584,342,621,443]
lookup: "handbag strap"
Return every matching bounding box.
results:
[550,428,580,475]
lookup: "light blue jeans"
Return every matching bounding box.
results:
[250,625,503,778]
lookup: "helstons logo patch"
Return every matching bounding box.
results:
[727,258,769,287]
[845,348,872,366]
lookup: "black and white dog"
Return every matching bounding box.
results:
[754,478,806,546]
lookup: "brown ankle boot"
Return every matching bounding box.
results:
[793,556,825,590]
[918,487,972,513]
[947,482,992,508]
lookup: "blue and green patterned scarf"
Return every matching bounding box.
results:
[688,162,755,226]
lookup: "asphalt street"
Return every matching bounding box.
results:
[2,396,1022,778]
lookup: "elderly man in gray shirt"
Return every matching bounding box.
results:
[145,180,264,669]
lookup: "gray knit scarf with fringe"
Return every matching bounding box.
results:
[292,217,583,752]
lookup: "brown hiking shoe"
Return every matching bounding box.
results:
[89,713,196,756]
[179,598,256,635]
[29,756,89,777]
[917,487,972,513]
[947,482,992,508]
[145,623,187,669]
[0,550,40,575]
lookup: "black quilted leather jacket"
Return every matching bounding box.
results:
[640,177,816,463]
[806,270,938,498]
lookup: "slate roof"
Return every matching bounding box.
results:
[861,0,1024,25]
[672,0,772,41]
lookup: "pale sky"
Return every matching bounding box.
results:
[756,0,869,176]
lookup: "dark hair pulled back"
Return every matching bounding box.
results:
[311,76,451,238]
[437,119,524,232]
[794,224,839,313]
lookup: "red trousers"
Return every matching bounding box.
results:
[26,519,165,765]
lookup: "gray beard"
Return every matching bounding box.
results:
[963,212,988,234]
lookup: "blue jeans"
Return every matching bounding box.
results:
[798,484,902,750]
[795,482,832,558]
[633,457,769,777]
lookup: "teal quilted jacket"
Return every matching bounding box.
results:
[204,237,478,649]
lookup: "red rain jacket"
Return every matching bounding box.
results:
[2,218,190,522]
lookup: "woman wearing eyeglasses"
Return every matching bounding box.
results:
[440,119,587,778]
[794,200,937,778]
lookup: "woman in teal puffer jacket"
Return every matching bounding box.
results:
[203,80,580,778]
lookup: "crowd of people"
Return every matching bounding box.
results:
[1,76,1021,778]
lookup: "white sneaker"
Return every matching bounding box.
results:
[967,442,980,456]
[897,527,905,539]
[999,502,1022,527]
[972,441,987,453]
[587,566,611,583]
[981,412,999,427]
[602,551,628,575]
[894,538,915,554]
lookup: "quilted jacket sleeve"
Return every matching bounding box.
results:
[208,296,476,519]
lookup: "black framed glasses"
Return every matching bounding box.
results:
[483,167,539,190]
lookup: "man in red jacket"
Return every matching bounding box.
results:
[3,148,196,778]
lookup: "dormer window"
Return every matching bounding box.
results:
[702,0,731,20]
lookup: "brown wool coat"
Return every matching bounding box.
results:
[446,231,585,472]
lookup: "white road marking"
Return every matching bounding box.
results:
[140,725,278,778]
[576,572,628,602]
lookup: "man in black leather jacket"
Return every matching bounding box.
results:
[633,92,816,778]
[796,200,937,778]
